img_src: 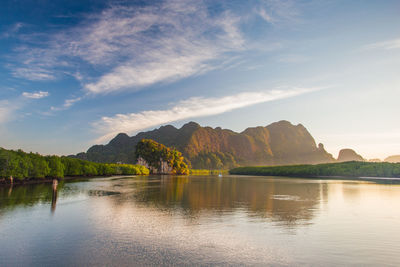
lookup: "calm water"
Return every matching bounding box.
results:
[1,175,400,266]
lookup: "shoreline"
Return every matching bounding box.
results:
[230,174,400,183]
[2,173,400,188]
[0,175,144,187]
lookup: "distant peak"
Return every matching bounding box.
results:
[109,132,131,146]
[159,125,177,130]
[181,121,200,129]
[115,133,129,138]
[268,120,293,127]
[110,133,130,141]
[337,148,364,162]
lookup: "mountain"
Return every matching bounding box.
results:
[74,120,335,168]
[384,155,400,163]
[337,149,365,162]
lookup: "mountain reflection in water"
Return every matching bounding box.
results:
[123,176,325,226]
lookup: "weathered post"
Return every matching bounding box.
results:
[7,184,13,197]
[9,175,13,184]
[52,179,58,190]
[51,179,58,213]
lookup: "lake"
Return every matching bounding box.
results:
[1,175,399,266]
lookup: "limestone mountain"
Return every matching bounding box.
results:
[337,149,365,162]
[384,155,400,163]
[74,120,335,168]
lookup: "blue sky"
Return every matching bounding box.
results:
[0,0,399,159]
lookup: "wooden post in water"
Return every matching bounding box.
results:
[7,183,13,197]
[52,179,58,190]
[9,176,13,184]
[51,179,58,213]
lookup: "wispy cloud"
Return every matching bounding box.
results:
[50,96,82,111]
[258,9,275,23]
[79,2,245,94]
[7,0,300,96]
[12,67,56,81]
[364,38,400,50]
[0,100,13,124]
[0,91,51,124]
[22,91,49,99]
[93,87,321,143]
[9,0,246,94]
[0,98,26,125]
[1,22,24,39]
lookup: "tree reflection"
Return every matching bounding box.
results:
[130,176,322,226]
[0,181,65,214]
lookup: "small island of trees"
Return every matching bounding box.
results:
[135,139,189,175]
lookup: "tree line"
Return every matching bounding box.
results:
[230,161,400,178]
[0,147,149,180]
[191,151,237,170]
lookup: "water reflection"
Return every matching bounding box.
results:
[119,176,323,226]
[0,176,395,227]
[0,181,64,214]
[1,176,400,266]
[51,179,58,214]
[0,176,324,226]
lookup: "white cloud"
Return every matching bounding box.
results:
[22,91,49,99]
[50,96,82,111]
[93,87,321,143]
[82,2,245,94]
[8,0,303,96]
[258,9,274,23]
[0,101,13,124]
[0,98,24,125]
[1,22,24,39]
[12,67,56,81]
[9,0,301,92]
[364,38,400,50]
[9,0,245,92]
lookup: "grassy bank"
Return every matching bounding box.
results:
[229,161,400,178]
[0,147,149,183]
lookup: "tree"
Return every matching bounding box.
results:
[46,156,64,178]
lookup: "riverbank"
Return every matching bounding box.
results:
[0,175,135,187]
[0,147,150,183]
[229,161,400,179]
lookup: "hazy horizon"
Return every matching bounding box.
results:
[0,0,399,160]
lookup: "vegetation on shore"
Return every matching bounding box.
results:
[0,147,149,181]
[189,169,229,175]
[135,139,189,175]
[229,161,400,178]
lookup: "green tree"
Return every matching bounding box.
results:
[46,156,65,178]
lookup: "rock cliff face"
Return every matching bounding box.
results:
[137,157,172,174]
[337,149,364,162]
[74,120,335,168]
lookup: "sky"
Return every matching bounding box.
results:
[0,0,399,160]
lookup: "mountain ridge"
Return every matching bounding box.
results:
[74,120,336,168]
